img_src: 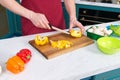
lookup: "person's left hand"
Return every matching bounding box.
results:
[69,18,85,34]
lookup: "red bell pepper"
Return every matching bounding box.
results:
[17,49,32,64]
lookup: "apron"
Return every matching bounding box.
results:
[21,0,66,35]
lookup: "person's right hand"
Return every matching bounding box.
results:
[29,12,51,29]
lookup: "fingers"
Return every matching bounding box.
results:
[69,19,85,33]
[76,21,85,33]
[40,14,51,29]
[30,12,51,29]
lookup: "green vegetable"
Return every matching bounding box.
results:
[110,24,120,36]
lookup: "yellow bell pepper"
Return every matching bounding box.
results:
[50,40,73,49]
[70,29,82,38]
[35,35,48,45]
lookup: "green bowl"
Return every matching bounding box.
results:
[86,30,103,40]
[86,26,112,40]
[97,37,120,54]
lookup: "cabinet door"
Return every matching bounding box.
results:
[93,68,120,80]
[14,14,22,36]
[0,6,14,39]
[62,3,69,29]
[81,77,92,80]
[13,0,22,36]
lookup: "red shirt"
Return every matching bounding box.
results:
[21,0,66,35]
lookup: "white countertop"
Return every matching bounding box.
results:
[75,1,120,9]
[62,0,120,9]
[0,21,120,80]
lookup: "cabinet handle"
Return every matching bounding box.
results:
[81,17,85,20]
[83,10,87,14]
[118,14,120,18]
[80,14,118,21]
[79,19,102,24]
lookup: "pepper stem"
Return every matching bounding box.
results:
[26,55,31,59]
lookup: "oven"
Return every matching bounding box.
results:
[78,8,120,26]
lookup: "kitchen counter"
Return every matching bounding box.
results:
[0,21,120,80]
[75,0,120,9]
[62,0,120,9]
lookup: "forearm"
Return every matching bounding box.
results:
[0,0,33,20]
[64,0,76,21]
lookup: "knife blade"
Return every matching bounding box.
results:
[49,24,70,35]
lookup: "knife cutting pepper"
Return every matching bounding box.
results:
[16,49,32,64]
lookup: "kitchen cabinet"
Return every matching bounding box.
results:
[0,5,14,39]
[13,13,22,36]
[13,0,22,36]
[0,0,22,39]
[62,3,69,29]
[93,68,120,80]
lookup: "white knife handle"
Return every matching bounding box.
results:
[49,24,70,34]
[52,26,70,34]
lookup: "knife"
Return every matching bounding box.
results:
[49,24,70,35]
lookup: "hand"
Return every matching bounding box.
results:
[69,18,85,33]
[29,12,51,29]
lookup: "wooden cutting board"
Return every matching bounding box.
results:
[29,33,94,59]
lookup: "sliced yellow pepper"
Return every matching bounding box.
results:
[70,29,82,38]
[35,35,48,45]
[50,40,73,49]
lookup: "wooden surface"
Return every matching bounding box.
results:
[29,33,94,59]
